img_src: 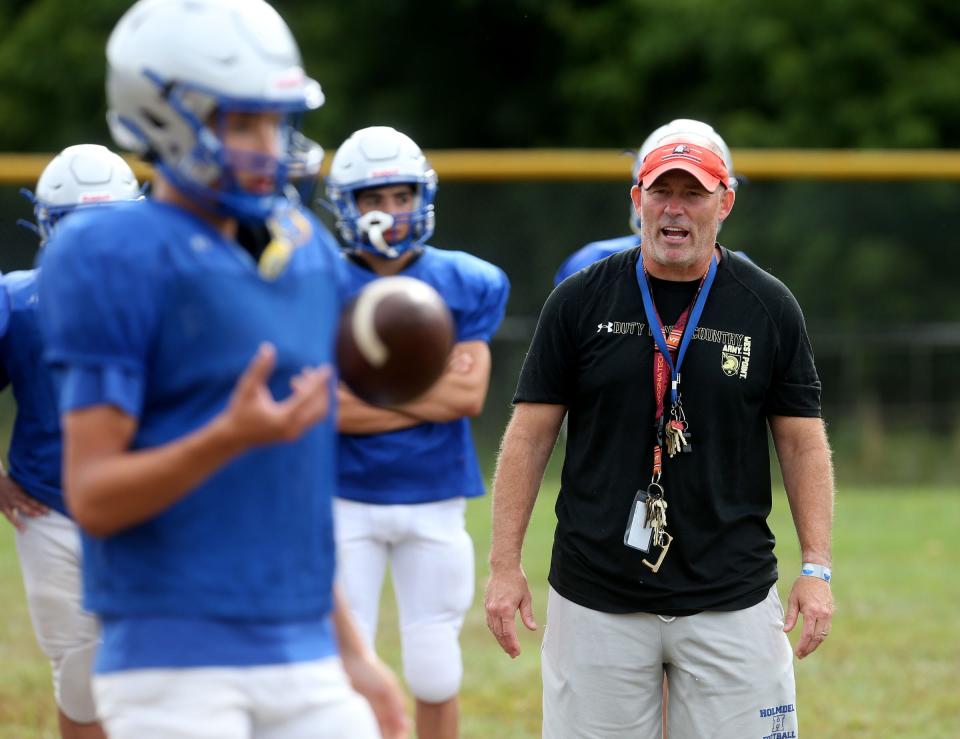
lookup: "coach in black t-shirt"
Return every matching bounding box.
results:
[485,134,835,738]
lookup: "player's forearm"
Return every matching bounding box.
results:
[398,374,487,422]
[336,385,420,434]
[64,412,246,537]
[399,341,490,422]
[489,404,564,571]
[772,416,835,565]
[331,585,374,662]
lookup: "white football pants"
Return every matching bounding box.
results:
[334,496,475,703]
[15,508,99,723]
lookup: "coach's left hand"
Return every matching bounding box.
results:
[784,576,834,659]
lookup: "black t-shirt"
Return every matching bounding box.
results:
[515,246,821,615]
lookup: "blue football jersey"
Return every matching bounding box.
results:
[337,247,509,504]
[38,199,342,671]
[554,235,640,287]
[0,283,8,337]
[0,270,65,515]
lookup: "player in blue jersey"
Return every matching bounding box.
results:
[36,2,407,738]
[554,119,740,287]
[1,143,140,739]
[326,125,510,739]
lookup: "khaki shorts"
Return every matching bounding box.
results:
[542,585,797,738]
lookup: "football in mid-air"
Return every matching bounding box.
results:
[337,276,455,406]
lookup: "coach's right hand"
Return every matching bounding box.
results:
[484,565,538,658]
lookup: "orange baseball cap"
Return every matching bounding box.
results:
[637,142,730,192]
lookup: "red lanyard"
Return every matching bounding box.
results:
[645,263,712,481]
[651,304,692,480]
[635,252,719,565]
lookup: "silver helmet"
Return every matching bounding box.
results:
[105,0,324,221]
[23,144,140,243]
[325,126,437,259]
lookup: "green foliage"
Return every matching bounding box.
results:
[547,0,960,147]
[0,0,128,151]
[2,1,958,149]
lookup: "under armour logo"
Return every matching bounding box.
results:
[597,322,613,333]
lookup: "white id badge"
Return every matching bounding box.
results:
[624,490,653,552]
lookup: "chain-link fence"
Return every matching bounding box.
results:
[3,153,959,483]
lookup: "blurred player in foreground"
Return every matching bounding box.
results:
[486,127,834,737]
[37,1,407,737]
[1,143,139,739]
[554,118,741,287]
[326,125,509,739]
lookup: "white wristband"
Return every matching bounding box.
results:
[800,563,832,582]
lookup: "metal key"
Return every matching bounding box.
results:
[645,495,669,547]
[665,427,677,457]
[665,419,684,457]
[672,403,692,454]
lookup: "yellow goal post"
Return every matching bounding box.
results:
[3,149,960,184]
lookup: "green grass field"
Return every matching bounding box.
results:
[1,485,958,738]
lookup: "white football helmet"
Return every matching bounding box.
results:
[325,126,437,258]
[21,144,140,244]
[105,0,324,221]
[631,118,737,234]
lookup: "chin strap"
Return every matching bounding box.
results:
[357,210,399,258]
[16,188,42,238]
[258,187,314,280]
[16,218,40,237]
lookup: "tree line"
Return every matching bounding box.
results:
[1,0,959,152]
